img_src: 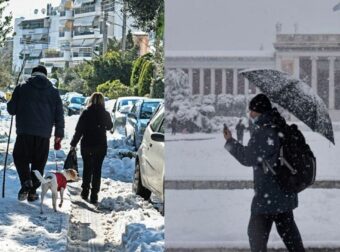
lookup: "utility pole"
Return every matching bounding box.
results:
[121,0,127,51]
[101,0,109,55]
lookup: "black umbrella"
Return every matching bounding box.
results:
[240,69,334,144]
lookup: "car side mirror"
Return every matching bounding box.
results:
[151,133,164,142]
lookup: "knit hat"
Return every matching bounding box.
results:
[32,65,47,76]
[249,94,272,113]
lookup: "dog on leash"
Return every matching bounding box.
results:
[33,169,78,214]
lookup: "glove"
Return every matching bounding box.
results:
[54,137,62,150]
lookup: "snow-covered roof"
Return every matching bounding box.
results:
[166,50,275,58]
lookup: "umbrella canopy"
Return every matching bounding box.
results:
[240,69,334,144]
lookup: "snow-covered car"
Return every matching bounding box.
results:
[125,98,163,149]
[111,96,145,130]
[64,95,86,116]
[133,104,164,205]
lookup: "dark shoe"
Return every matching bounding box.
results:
[90,193,98,204]
[18,180,33,201]
[27,190,39,202]
[81,189,89,200]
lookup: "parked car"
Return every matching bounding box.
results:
[125,98,163,149]
[133,104,164,206]
[64,95,86,116]
[111,96,145,130]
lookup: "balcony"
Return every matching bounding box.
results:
[20,34,49,44]
[74,4,95,15]
[43,49,64,58]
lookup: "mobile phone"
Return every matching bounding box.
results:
[223,123,228,131]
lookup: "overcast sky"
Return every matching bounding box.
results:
[165,0,340,52]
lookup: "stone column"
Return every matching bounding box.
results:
[222,69,227,94]
[233,68,238,95]
[211,68,215,95]
[329,57,335,109]
[188,68,193,95]
[294,57,300,79]
[244,78,249,97]
[311,56,318,93]
[199,68,204,95]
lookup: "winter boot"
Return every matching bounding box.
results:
[81,189,89,200]
[90,193,98,204]
[18,180,33,201]
[27,189,39,202]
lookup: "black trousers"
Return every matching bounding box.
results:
[13,134,50,190]
[81,147,106,194]
[248,211,305,252]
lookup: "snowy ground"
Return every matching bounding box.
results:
[0,105,164,251]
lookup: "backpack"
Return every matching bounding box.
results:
[273,124,316,193]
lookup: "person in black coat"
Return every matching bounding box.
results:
[223,94,305,252]
[70,92,113,204]
[7,65,65,202]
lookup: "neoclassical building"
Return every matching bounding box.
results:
[166,34,340,120]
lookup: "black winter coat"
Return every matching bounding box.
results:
[70,104,113,151]
[225,110,298,214]
[7,75,64,138]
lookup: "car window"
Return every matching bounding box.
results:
[159,119,165,134]
[150,110,164,132]
[140,102,160,119]
[130,104,137,114]
[70,96,85,104]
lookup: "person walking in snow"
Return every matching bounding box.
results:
[70,92,113,204]
[223,94,305,252]
[235,119,246,144]
[7,65,64,202]
[171,115,177,135]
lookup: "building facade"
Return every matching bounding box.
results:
[13,0,131,75]
[166,34,340,119]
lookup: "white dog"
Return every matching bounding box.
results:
[33,169,78,214]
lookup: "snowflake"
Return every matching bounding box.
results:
[267,137,274,146]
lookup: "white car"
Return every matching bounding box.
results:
[111,96,144,130]
[133,104,164,204]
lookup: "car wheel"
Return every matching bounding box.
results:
[133,161,151,200]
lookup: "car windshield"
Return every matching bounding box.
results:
[70,96,85,104]
[140,102,160,119]
[120,99,139,107]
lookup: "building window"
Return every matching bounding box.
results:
[73,26,95,36]
[204,69,211,95]
[299,57,312,86]
[226,69,233,94]
[215,69,222,95]
[317,58,329,108]
[192,69,200,95]
[74,3,95,14]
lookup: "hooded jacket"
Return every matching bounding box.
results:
[225,109,298,214]
[7,75,64,138]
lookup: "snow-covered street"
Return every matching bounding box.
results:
[0,109,164,251]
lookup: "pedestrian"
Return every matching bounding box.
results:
[171,115,177,135]
[235,119,246,144]
[223,94,305,252]
[70,92,113,204]
[7,65,64,202]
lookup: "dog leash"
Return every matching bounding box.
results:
[54,150,58,171]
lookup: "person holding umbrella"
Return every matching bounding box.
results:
[70,92,113,204]
[223,94,305,252]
